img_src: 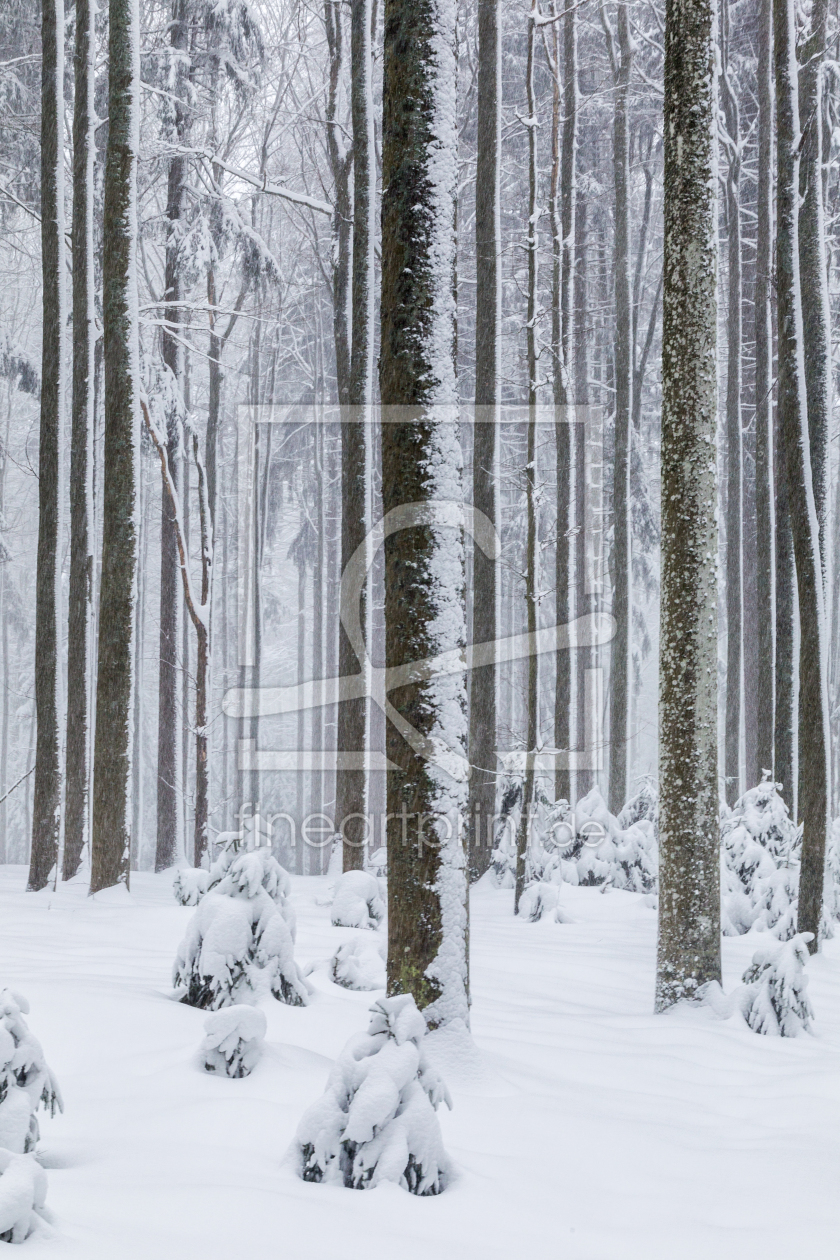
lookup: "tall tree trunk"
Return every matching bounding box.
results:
[774,0,829,946]
[155,0,190,872]
[468,0,500,877]
[64,0,96,880]
[655,0,721,1009]
[754,0,774,780]
[602,3,632,813]
[774,413,795,799]
[325,0,352,405]
[552,4,572,805]
[90,0,140,894]
[515,1,540,914]
[336,0,376,872]
[574,174,591,798]
[29,0,66,891]
[380,0,469,1026]
[721,1,742,806]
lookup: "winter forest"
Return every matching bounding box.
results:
[0,0,839,1248]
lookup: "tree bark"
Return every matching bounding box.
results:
[721,0,742,806]
[601,3,632,814]
[64,0,97,881]
[336,0,376,872]
[90,0,140,894]
[29,0,65,891]
[655,0,721,1009]
[774,0,829,946]
[380,0,469,1026]
[754,0,774,781]
[468,0,500,878]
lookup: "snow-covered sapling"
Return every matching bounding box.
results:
[173,849,308,1010]
[0,1151,48,1244]
[201,1005,267,1078]
[741,933,815,1036]
[330,936,386,991]
[0,990,62,1154]
[296,993,451,1195]
[330,871,385,930]
[721,776,801,938]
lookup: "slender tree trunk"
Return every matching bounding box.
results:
[336,0,376,872]
[552,2,573,806]
[755,0,775,780]
[655,0,721,1009]
[90,0,140,894]
[325,0,352,405]
[774,0,829,946]
[155,0,190,872]
[468,0,500,877]
[722,4,742,805]
[380,0,469,1026]
[774,413,795,798]
[64,0,96,880]
[515,2,540,914]
[574,177,591,797]
[29,0,65,891]
[602,3,632,813]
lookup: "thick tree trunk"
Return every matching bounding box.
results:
[64,0,96,881]
[467,0,500,878]
[655,0,721,1009]
[774,0,829,947]
[90,0,140,894]
[721,6,742,806]
[380,0,469,1026]
[29,0,65,891]
[754,0,774,780]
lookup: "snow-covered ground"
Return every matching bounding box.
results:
[0,865,837,1259]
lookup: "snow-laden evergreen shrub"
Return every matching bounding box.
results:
[517,881,571,923]
[617,776,658,832]
[330,871,385,930]
[487,777,523,887]
[330,936,386,991]
[172,832,288,908]
[741,933,815,1036]
[0,990,62,1154]
[173,849,308,1010]
[0,1150,48,1244]
[721,777,801,939]
[821,819,840,937]
[201,1005,267,1078]
[296,993,451,1195]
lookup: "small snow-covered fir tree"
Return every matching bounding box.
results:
[821,819,840,936]
[330,871,385,930]
[330,936,386,991]
[201,1005,267,1078]
[296,994,451,1194]
[0,1150,48,1244]
[0,990,62,1154]
[721,776,801,938]
[173,849,308,1010]
[617,776,658,832]
[741,933,815,1036]
[173,832,285,908]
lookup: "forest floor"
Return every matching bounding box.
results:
[0,864,837,1259]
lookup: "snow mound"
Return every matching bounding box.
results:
[330,871,385,930]
[0,1150,48,1244]
[517,882,570,923]
[296,993,451,1195]
[741,933,815,1037]
[330,936,386,991]
[0,990,62,1154]
[173,850,307,1010]
[201,1005,267,1078]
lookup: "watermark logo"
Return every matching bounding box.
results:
[223,405,612,781]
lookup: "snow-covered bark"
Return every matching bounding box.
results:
[29,0,66,891]
[379,0,469,1027]
[773,0,830,947]
[63,0,97,882]
[720,0,743,809]
[90,0,141,893]
[655,0,721,1009]
[467,0,501,881]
